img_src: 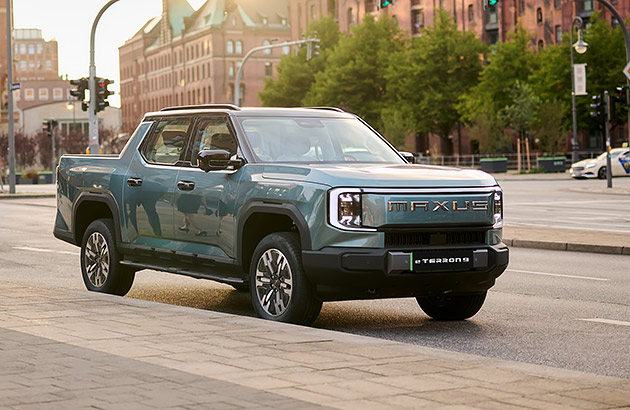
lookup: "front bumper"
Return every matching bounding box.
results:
[302,244,509,301]
[570,167,596,178]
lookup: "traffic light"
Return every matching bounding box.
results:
[613,86,627,107]
[42,120,52,138]
[69,78,88,102]
[590,94,603,119]
[307,39,321,60]
[42,120,57,138]
[380,0,392,8]
[95,77,114,113]
[484,0,499,9]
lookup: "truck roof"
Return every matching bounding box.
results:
[143,105,355,120]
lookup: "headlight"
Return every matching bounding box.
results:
[493,189,503,229]
[329,188,376,231]
[585,164,595,169]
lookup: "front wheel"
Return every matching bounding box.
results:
[598,167,607,179]
[416,291,487,320]
[250,232,322,325]
[81,219,135,296]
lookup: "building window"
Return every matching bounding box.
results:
[536,8,542,24]
[282,18,287,26]
[262,17,268,25]
[19,44,26,54]
[310,4,317,20]
[263,40,271,55]
[265,62,272,77]
[412,10,424,34]
[348,8,355,26]
[612,17,620,28]
[554,0,560,8]
[24,88,35,101]
[487,4,498,24]
[28,44,35,54]
[36,43,42,54]
[328,0,339,19]
[538,39,544,51]
[227,40,234,54]
[439,0,444,8]
[519,0,524,15]
[229,63,234,78]
[468,5,473,22]
[45,60,52,71]
[19,61,26,71]
[366,0,377,12]
[52,88,63,100]
[583,0,594,11]
[555,25,562,43]
[282,44,290,54]
[38,88,49,101]
[235,40,243,54]
[487,29,499,45]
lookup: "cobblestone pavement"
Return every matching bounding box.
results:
[1,281,629,409]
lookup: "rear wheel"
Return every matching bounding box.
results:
[81,219,135,296]
[250,232,322,325]
[416,291,487,320]
[598,167,607,179]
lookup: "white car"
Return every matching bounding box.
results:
[570,148,630,179]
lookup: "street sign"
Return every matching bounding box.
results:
[623,61,630,81]
[573,64,587,96]
[10,83,20,91]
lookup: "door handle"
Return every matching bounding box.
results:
[177,181,195,191]
[127,177,143,187]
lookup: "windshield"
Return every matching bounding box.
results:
[237,117,405,164]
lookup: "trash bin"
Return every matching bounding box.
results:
[480,157,507,173]
[538,156,566,173]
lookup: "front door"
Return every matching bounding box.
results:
[174,115,241,259]
[123,116,193,248]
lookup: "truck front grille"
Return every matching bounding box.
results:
[385,230,486,247]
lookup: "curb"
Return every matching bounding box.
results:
[0,193,55,200]
[504,238,630,255]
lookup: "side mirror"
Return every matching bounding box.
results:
[197,149,244,172]
[399,151,416,164]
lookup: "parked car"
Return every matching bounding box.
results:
[570,148,630,179]
[54,104,508,325]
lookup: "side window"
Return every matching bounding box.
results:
[142,118,191,165]
[192,117,238,166]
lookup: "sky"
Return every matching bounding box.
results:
[14,0,207,108]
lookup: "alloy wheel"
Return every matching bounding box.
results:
[254,248,293,316]
[84,232,110,288]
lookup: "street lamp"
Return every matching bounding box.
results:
[571,16,587,164]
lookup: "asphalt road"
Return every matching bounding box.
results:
[499,175,630,233]
[1,195,629,379]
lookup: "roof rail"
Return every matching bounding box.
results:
[307,107,346,113]
[160,104,241,112]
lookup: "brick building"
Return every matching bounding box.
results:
[119,0,291,134]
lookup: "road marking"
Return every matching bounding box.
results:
[506,222,630,234]
[507,269,609,282]
[578,318,630,327]
[13,246,80,256]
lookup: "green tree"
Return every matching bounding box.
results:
[468,106,510,154]
[258,16,341,107]
[386,9,486,154]
[500,81,541,142]
[535,99,569,154]
[303,14,406,125]
[460,26,537,125]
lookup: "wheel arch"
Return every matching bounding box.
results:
[73,193,122,247]
[237,202,312,274]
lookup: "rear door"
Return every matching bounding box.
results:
[123,116,193,248]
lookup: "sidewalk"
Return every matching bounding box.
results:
[1,281,628,409]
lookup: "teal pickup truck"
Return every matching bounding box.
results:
[54,105,508,325]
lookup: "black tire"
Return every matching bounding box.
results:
[598,167,607,179]
[416,291,487,321]
[249,232,322,325]
[81,219,135,296]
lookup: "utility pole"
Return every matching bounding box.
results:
[234,38,320,106]
[605,91,612,188]
[88,0,119,154]
[6,0,15,193]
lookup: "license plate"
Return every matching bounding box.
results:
[412,250,473,272]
